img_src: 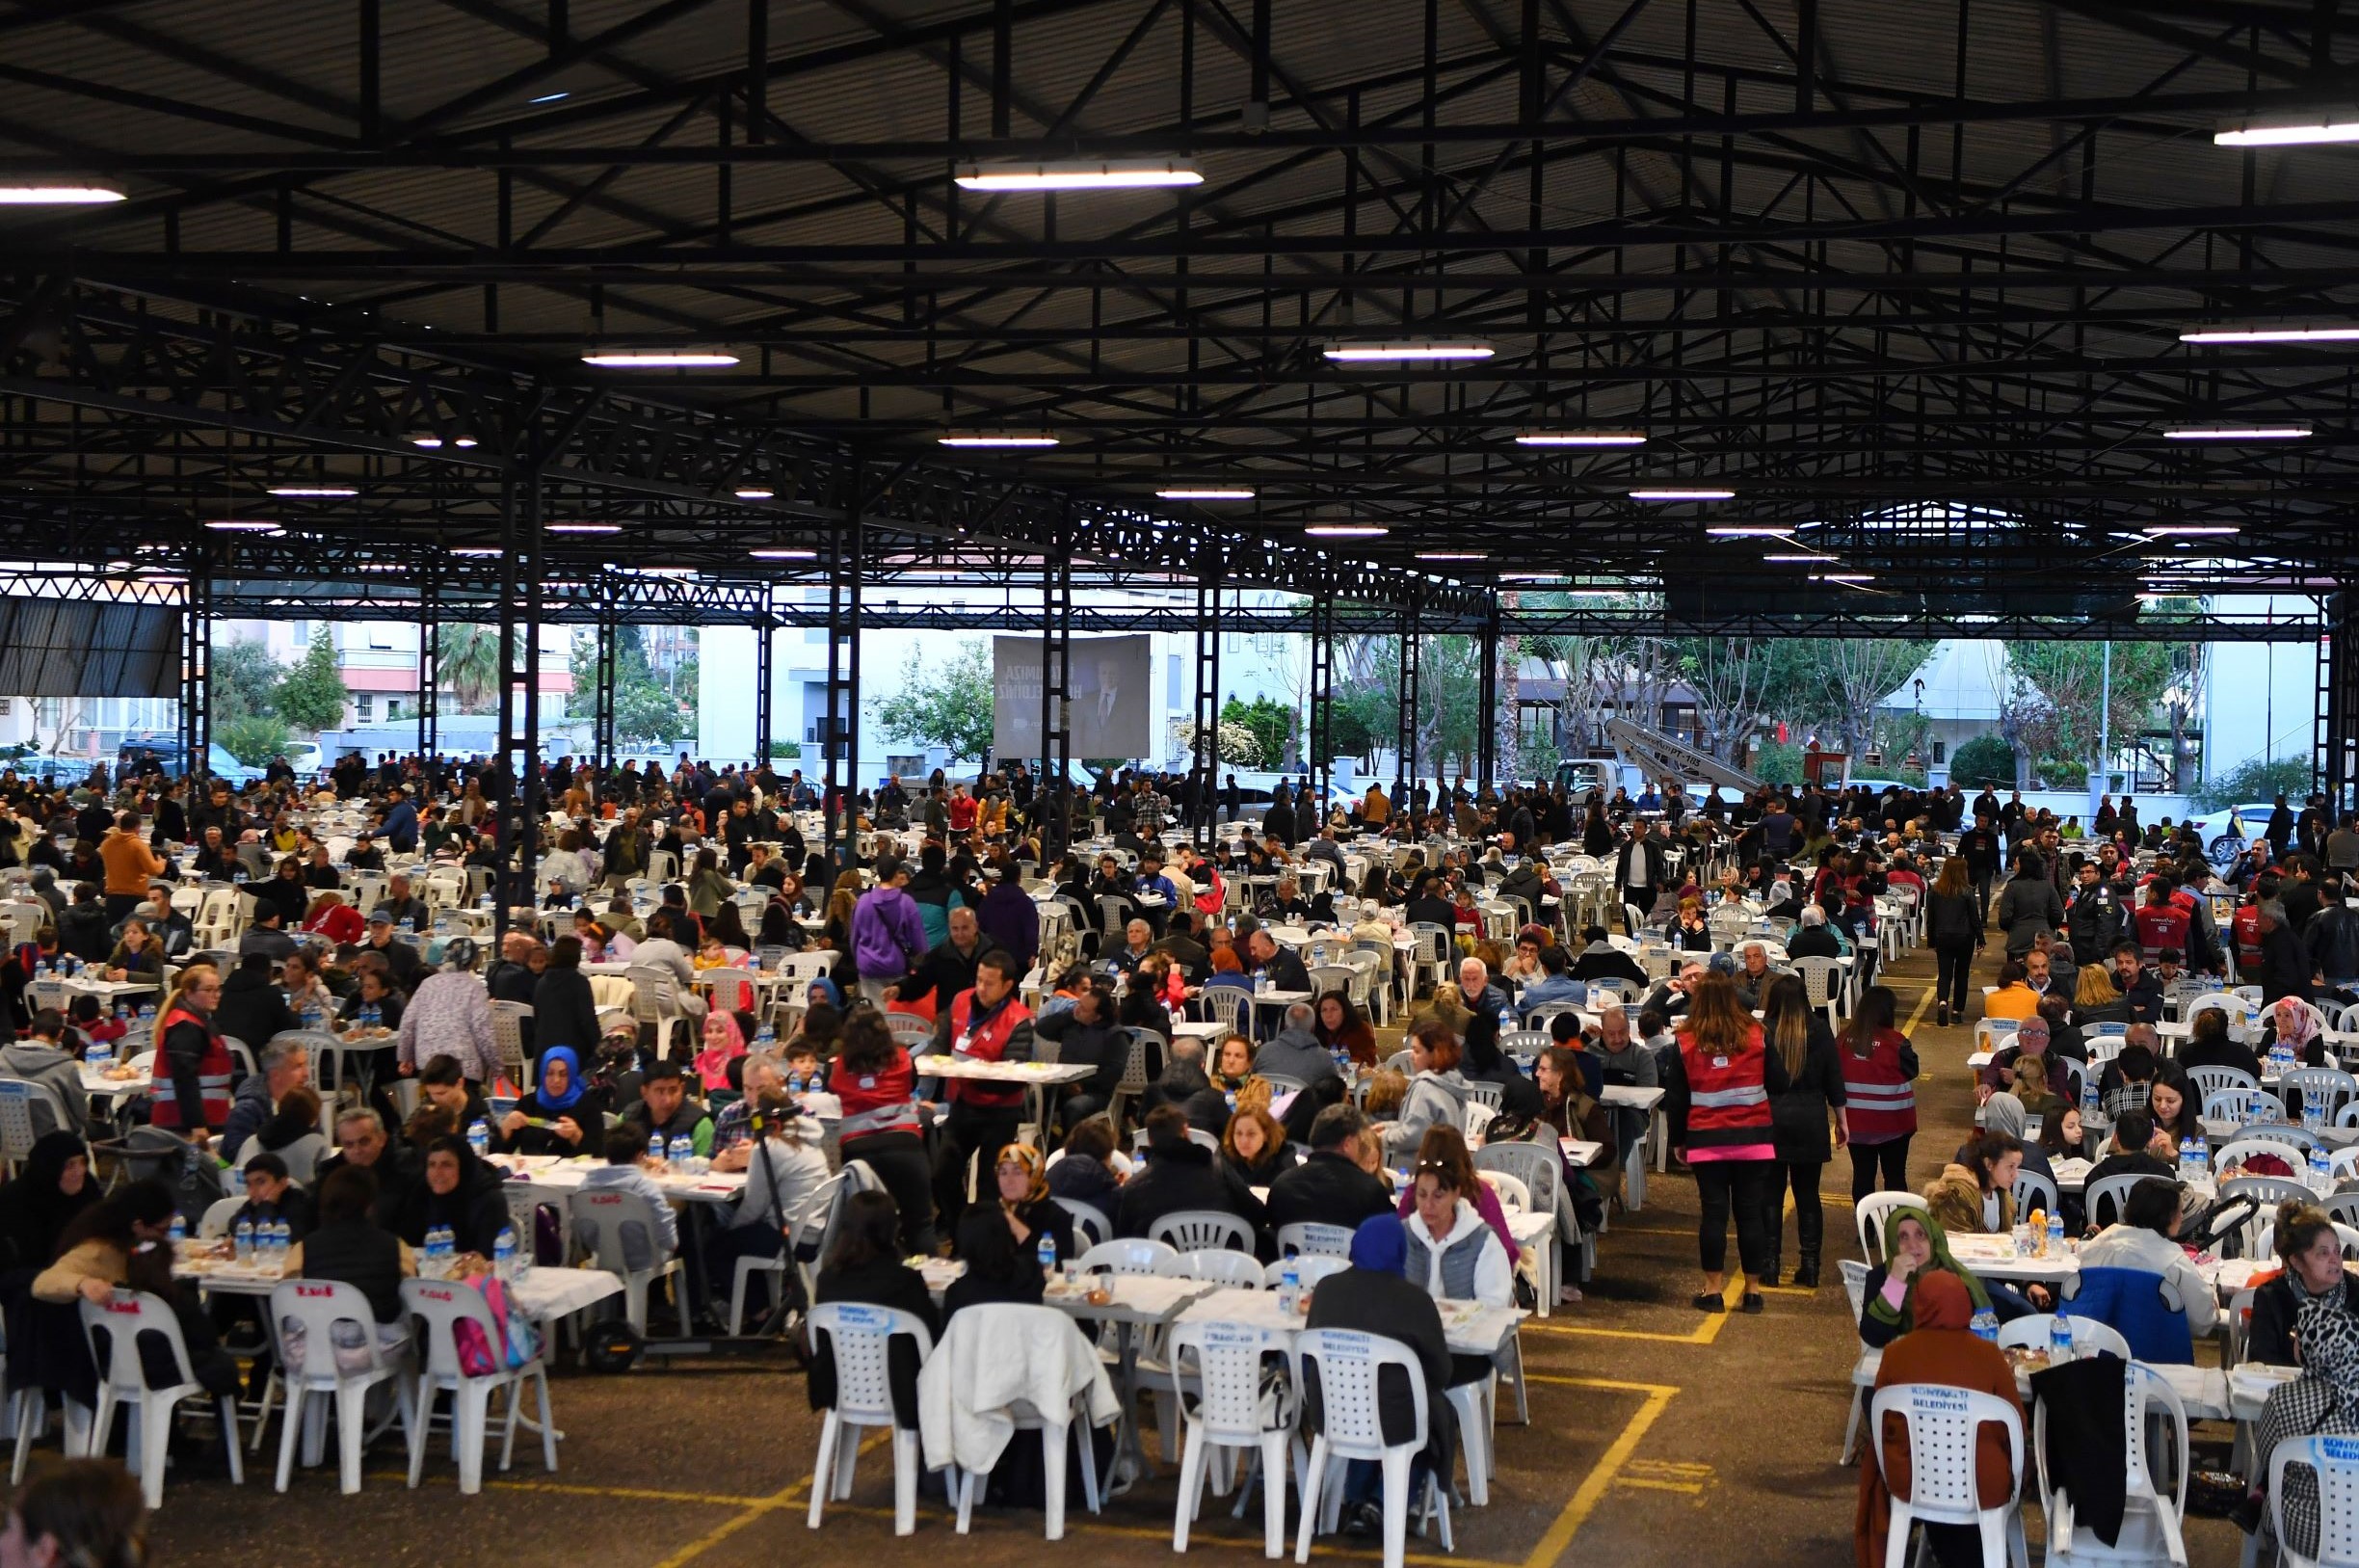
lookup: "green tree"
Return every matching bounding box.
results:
[211,640,282,723]
[1760,640,1939,760]
[273,637,349,732]
[877,640,996,764]
[2191,756,2316,812]
[2001,641,2180,787]
[1219,695,1296,769]
[1948,734,2016,789]
[437,625,503,713]
[215,715,292,767]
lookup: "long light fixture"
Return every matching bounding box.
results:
[1705,525,1790,537]
[0,185,124,204]
[2181,323,2359,344]
[955,160,1201,191]
[733,488,775,499]
[938,432,1058,448]
[749,548,819,560]
[1514,431,1646,447]
[450,547,502,556]
[546,522,622,534]
[203,519,282,533]
[2140,524,2240,537]
[1630,487,1735,501]
[1156,486,1256,500]
[580,350,739,367]
[1416,550,1491,560]
[1813,572,1875,583]
[1304,524,1389,537]
[1763,552,1836,562]
[2163,425,2311,440]
[266,485,358,497]
[2215,118,2359,147]
[409,435,479,448]
[1321,340,1494,362]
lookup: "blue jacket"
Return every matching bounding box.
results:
[2061,1265,2193,1365]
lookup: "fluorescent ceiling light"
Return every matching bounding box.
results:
[749,548,818,560]
[450,547,502,556]
[546,523,622,534]
[1813,572,1875,583]
[2180,324,2359,344]
[203,520,282,533]
[266,486,358,497]
[1416,551,1491,560]
[411,435,479,448]
[733,488,775,499]
[528,92,570,104]
[1630,488,1735,501]
[2163,426,2310,440]
[1304,525,1389,537]
[1156,487,1256,500]
[1498,572,1564,581]
[1514,431,1646,447]
[938,433,1058,448]
[2215,118,2359,147]
[1322,340,1494,362]
[955,160,1201,191]
[1705,525,1791,537]
[1763,552,1835,562]
[580,350,739,367]
[2140,525,2240,537]
[0,185,124,204]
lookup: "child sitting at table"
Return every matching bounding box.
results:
[578,1128,678,1257]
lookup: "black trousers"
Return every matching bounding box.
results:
[843,1132,938,1256]
[933,1101,1022,1224]
[1775,1159,1824,1260]
[1850,1136,1912,1203]
[1934,943,1975,1013]
[1692,1158,1776,1277]
[1970,872,1996,926]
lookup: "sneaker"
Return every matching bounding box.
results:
[1344,1501,1383,1537]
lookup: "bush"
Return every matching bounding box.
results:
[216,715,292,768]
[1752,741,1805,788]
[1948,734,2016,789]
[765,740,801,759]
[2191,756,2316,812]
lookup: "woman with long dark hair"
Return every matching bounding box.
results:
[1923,856,1983,1027]
[1840,985,1919,1202]
[1762,972,1847,1289]
[1662,974,1788,1314]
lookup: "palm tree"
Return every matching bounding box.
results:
[435,625,502,713]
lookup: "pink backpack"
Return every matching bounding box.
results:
[451,1275,543,1376]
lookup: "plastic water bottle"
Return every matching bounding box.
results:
[85,1036,110,1074]
[2313,1145,2335,1191]
[2046,1209,2064,1258]
[467,1118,490,1159]
[646,1132,665,1165]
[2177,1136,2196,1181]
[493,1227,517,1282]
[2307,1096,2326,1131]
[137,1003,153,1030]
[755,1023,776,1049]
[233,1216,253,1263]
[268,1217,288,1267]
[667,1134,692,1170]
[168,1213,186,1246]
[1970,1308,2000,1343]
[1037,1231,1057,1280]
[2050,1314,2074,1365]
[427,1225,452,1278]
[2191,1129,2209,1174]
[787,1069,805,1095]
[1278,1259,1301,1316]
[2082,1075,2100,1118]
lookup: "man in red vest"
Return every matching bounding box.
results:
[928,949,1036,1219]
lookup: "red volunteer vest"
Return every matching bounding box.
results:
[146,1007,233,1129]
[945,989,1034,1108]
[1677,1026,1774,1159]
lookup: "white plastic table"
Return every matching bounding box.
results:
[910,1053,1097,1138]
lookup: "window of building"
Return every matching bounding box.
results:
[292,620,308,647]
[1931,740,1947,763]
[366,624,396,651]
[355,695,373,722]
[386,698,402,719]
[1167,654,1182,707]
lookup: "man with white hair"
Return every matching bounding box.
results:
[1457,956,1510,1020]
[1735,942,1774,1007]
[1787,904,1845,960]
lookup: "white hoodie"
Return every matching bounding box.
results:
[1405,1197,1515,1306]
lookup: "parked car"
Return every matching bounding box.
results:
[2183,802,2279,866]
[115,734,267,786]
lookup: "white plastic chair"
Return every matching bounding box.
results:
[2286,1068,2359,1122]
[927,1306,1108,1540]
[804,1302,935,1535]
[1293,1328,1451,1568]
[1855,1192,1925,1266]
[1054,1197,1110,1250]
[78,1289,245,1508]
[268,1279,417,1495]
[490,1001,532,1083]
[2187,1063,2260,1099]
[2204,1087,2286,1126]
[1167,1321,1300,1557]
[1150,1209,1256,1255]
[1790,955,1847,1026]
[566,1186,685,1336]
[1868,1383,2028,1568]
[1276,1222,1355,1260]
[1180,1248,1266,1287]
[1263,1255,1352,1290]
[2035,1360,2188,1567]
[1077,1237,1182,1277]
[1994,1315,2132,1361]
[2010,1170,2059,1222]
[2086,1172,2168,1231]
[2254,1221,2359,1262]
[2269,1432,2359,1568]
[400,1277,557,1495]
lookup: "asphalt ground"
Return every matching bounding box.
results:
[126,934,2254,1567]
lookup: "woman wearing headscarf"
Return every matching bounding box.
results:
[2262,994,2328,1069]
[388,1134,512,1261]
[2246,1293,2359,1555]
[693,1009,748,1094]
[985,1142,1075,1266]
[1857,1204,1995,1349]
[0,1131,97,1274]
[1854,1269,2025,1568]
[494,1045,606,1156]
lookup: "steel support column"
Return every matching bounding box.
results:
[1476,598,1501,790]
[1191,572,1223,846]
[178,538,211,791]
[753,611,774,766]
[1039,521,1073,868]
[822,492,863,862]
[2321,594,2359,811]
[1394,594,1421,807]
[415,576,439,759]
[593,614,619,769]
[492,474,545,938]
[1308,594,1336,815]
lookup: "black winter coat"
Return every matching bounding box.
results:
[1768,1017,1849,1166]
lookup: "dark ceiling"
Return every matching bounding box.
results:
[0,0,2354,636]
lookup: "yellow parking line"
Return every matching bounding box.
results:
[651,1431,886,1568]
[1519,1376,1679,1568]
[814,1502,1520,1566]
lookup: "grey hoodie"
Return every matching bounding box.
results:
[1255,1026,1340,1086]
[0,1040,89,1137]
[1383,1068,1471,1158]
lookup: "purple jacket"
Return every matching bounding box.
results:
[851,885,927,978]
[977,883,1041,972]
